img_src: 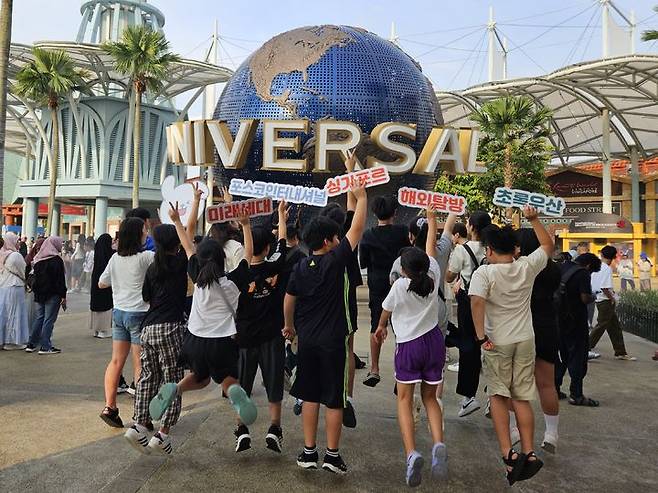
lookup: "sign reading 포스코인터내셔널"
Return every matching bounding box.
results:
[493,187,566,217]
[206,197,273,224]
[229,179,327,207]
[398,187,467,215]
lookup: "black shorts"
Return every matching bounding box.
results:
[181,333,239,384]
[534,324,559,364]
[368,292,388,333]
[348,286,358,333]
[290,343,347,409]
[238,335,285,403]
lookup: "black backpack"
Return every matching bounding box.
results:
[460,243,485,291]
[554,265,585,319]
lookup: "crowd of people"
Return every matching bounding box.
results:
[0,163,645,487]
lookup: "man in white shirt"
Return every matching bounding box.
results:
[589,246,636,361]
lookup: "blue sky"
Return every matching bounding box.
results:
[10,0,658,116]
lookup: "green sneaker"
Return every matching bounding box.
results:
[149,383,178,422]
[227,384,257,425]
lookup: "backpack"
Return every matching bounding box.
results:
[553,265,585,320]
[460,243,485,291]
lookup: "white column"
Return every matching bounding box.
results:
[602,108,612,214]
[630,145,640,222]
[51,203,61,237]
[22,197,39,240]
[94,197,109,237]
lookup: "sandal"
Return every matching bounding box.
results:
[502,449,526,486]
[100,406,123,428]
[568,396,599,407]
[363,372,381,387]
[519,451,544,481]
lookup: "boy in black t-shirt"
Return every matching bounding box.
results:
[283,186,367,474]
[235,201,289,454]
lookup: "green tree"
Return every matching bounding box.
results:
[0,0,13,225]
[13,48,89,234]
[435,172,490,213]
[102,26,180,208]
[641,6,658,41]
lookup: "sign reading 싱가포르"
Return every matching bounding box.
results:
[324,166,390,197]
[493,187,566,217]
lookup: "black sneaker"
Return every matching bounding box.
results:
[234,424,251,452]
[297,449,319,469]
[322,452,348,474]
[127,381,136,396]
[343,401,357,428]
[265,424,283,453]
[117,376,129,394]
[100,406,123,428]
[38,347,61,355]
[25,344,37,353]
[354,353,366,369]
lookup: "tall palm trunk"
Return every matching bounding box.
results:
[0,0,14,225]
[47,104,59,234]
[132,84,142,208]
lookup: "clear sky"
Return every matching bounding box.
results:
[10,0,658,117]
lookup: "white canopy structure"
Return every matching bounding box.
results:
[436,55,658,218]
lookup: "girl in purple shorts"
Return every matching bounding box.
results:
[375,220,447,488]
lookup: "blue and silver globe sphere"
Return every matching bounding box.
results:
[213,25,442,202]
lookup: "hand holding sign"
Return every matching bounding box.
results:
[523,205,540,222]
[159,175,208,227]
[168,201,181,224]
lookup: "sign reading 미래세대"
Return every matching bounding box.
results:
[206,198,273,224]
[229,179,327,207]
[324,166,390,197]
[398,187,467,215]
[493,187,566,217]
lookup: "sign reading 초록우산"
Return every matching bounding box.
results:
[324,166,390,197]
[493,187,566,217]
[229,178,327,207]
[206,198,273,224]
[398,187,467,215]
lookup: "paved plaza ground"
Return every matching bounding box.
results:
[1,288,657,493]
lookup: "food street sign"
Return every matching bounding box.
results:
[398,187,466,215]
[325,167,390,197]
[493,187,566,217]
[206,198,273,224]
[229,179,328,207]
[166,119,483,176]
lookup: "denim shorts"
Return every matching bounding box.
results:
[112,309,147,345]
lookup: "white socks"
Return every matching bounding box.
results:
[509,411,517,430]
[544,413,559,438]
[134,423,148,433]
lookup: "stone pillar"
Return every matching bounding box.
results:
[630,145,640,223]
[94,197,109,237]
[22,197,39,240]
[51,203,61,237]
[601,108,612,214]
[85,206,94,236]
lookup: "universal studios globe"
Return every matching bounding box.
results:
[213,25,443,211]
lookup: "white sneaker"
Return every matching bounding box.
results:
[124,425,151,454]
[510,427,520,446]
[96,331,112,339]
[458,397,480,417]
[588,351,601,360]
[148,432,173,455]
[541,433,558,454]
[614,354,637,361]
[447,363,459,373]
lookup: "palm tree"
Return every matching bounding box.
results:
[102,26,180,208]
[13,48,89,234]
[0,0,13,226]
[642,6,658,41]
[471,96,552,190]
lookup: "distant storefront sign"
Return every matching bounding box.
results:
[547,171,622,198]
[539,201,621,225]
[568,212,633,234]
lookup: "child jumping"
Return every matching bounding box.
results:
[148,202,257,446]
[374,205,448,488]
[283,185,367,474]
[469,205,553,486]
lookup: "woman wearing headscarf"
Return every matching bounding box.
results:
[0,232,29,349]
[90,234,114,338]
[25,236,67,354]
[24,237,46,329]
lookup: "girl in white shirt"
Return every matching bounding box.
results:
[148,204,257,447]
[374,207,447,488]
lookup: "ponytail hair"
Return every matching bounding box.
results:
[152,224,180,282]
[400,247,434,298]
[195,238,226,288]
